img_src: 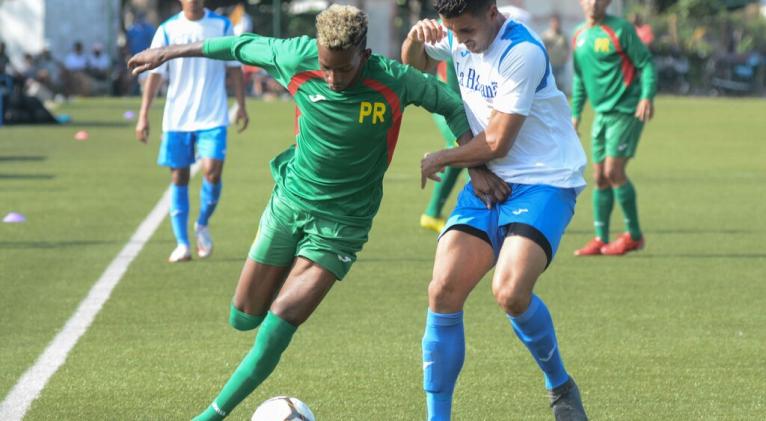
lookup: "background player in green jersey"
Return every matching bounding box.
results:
[129,5,509,420]
[572,0,657,256]
[421,60,464,233]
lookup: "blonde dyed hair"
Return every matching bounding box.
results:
[316,4,368,50]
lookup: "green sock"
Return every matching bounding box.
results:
[593,187,614,242]
[614,180,642,240]
[228,303,265,331]
[424,165,462,218]
[194,312,297,421]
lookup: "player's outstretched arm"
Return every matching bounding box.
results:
[128,42,204,76]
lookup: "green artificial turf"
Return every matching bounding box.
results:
[1,96,764,420]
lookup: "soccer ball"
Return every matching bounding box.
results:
[251,396,316,421]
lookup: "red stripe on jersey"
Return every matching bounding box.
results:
[572,28,584,50]
[287,70,323,95]
[288,70,323,138]
[362,79,403,165]
[436,61,447,81]
[599,24,636,87]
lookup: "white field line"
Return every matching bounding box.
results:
[0,164,199,420]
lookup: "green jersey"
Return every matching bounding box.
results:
[571,15,656,118]
[203,34,469,224]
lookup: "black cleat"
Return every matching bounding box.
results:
[549,377,588,421]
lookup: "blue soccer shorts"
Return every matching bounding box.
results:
[439,182,578,267]
[157,126,227,168]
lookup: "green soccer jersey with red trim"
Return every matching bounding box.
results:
[203,34,470,224]
[571,15,656,118]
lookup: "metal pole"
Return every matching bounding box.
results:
[273,0,281,38]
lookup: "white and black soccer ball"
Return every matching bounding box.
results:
[251,396,316,421]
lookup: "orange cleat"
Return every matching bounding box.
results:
[574,238,607,256]
[600,233,644,255]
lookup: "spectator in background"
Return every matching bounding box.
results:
[126,11,156,95]
[542,14,571,92]
[0,41,11,75]
[19,53,37,80]
[35,48,62,94]
[87,42,111,81]
[63,41,89,96]
[126,11,156,56]
[64,41,87,72]
[631,13,654,48]
[229,3,252,35]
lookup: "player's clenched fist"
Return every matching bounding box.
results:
[407,19,445,45]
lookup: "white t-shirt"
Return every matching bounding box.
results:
[425,19,586,189]
[150,9,239,132]
[88,53,110,71]
[64,52,87,71]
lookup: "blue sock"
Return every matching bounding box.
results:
[170,184,189,246]
[197,178,222,227]
[508,295,569,390]
[422,310,464,421]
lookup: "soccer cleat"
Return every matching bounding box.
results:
[550,377,588,421]
[420,214,446,233]
[168,244,192,263]
[195,223,213,258]
[600,233,644,256]
[574,238,606,256]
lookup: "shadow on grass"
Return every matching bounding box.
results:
[0,240,115,249]
[632,253,766,259]
[0,155,47,163]
[567,228,756,235]
[357,257,433,263]
[0,174,55,180]
[69,121,132,128]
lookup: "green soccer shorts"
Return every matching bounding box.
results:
[591,112,644,163]
[248,188,371,280]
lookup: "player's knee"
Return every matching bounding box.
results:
[604,167,626,185]
[593,172,609,189]
[204,171,221,184]
[427,276,460,309]
[492,280,531,316]
[229,303,264,331]
[172,173,190,186]
[595,174,610,189]
[269,298,307,327]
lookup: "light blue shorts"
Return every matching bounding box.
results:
[440,182,578,266]
[157,126,227,168]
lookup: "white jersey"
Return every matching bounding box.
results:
[425,19,586,189]
[150,9,239,132]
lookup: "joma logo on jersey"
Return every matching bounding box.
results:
[594,38,611,53]
[358,101,386,124]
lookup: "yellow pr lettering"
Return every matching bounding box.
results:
[372,102,386,124]
[359,102,372,123]
[594,38,610,53]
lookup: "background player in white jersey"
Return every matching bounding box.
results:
[136,0,248,262]
[403,0,588,419]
